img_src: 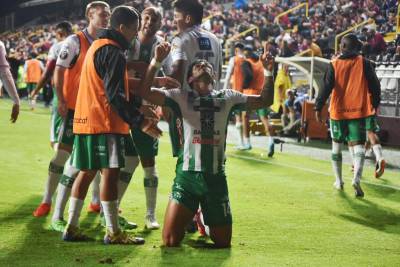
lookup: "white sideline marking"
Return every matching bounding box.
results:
[228,153,400,191]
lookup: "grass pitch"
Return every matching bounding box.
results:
[0,100,399,267]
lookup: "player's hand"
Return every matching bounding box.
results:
[315,111,322,123]
[154,77,181,89]
[154,42,171,63]
[139,105,160,121]
[140,118,162,139]
[260,42,274,71]
[10,103,19,123]
[58,100,68,118]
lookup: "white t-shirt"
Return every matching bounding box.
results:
[47,41,64,61]
[164,88,247,174]
[56,29,93,68]
[170,26,222,91]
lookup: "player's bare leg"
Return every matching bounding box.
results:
[209,225,232,248]
[162,200,196,247]
[260,115,274,157]
[240,111,251,150]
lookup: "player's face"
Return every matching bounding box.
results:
[89,6,111,29]
[55,29,66,41]
[191,62,214,95]
[173,9,189,32]
[120,22,139,43]
[141,11,161,37]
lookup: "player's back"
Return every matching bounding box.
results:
[172,26,222,90]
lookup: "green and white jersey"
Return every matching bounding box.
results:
[164,88,247,174]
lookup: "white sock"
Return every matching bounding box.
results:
[268,136,274,146]
[244,137,250,146]
[67,197,84,227]
[348,145,355,161]
[118,156,139,203]
[331,142,343,185]
[144,166,158,217]
[91,172,101,205]
[101,200,119,234]
[52,158,78,221]
[52,184,71,221]
[235,122,244,146]
[372,144,383,161]
[353,145,365,184]
[42,149,70,204]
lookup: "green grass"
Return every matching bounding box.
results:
[0,99,399,267]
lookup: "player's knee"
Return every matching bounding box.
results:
[162,232,181,247]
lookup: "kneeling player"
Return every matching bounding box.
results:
[137,42,274,247]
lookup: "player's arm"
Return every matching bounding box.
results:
[363,58,381,109]
[245,52,275,110]
[136,42,172,106]
[223,57,234,89]
[53,65,67,116]
[30,59,56,98]
[314,63,335,122]
[0,42,20,122]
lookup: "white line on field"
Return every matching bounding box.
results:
[228,153,400,191]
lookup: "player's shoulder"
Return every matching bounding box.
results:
[63,34,80,47]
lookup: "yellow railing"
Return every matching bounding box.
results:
[202,11,223,23]
[334,18,375,54]
[224,26,259,61]
[397,4,400,33]
[274,2,309,23]
[296,48,314,57]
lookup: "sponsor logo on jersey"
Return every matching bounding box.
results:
[198,37,212,50]
[192,137,220,145]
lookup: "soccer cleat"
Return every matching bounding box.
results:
[87,202,101,213]
[50,219,67,232]
[62,224,90,242]
[144,214,160,230]
[333,181,344,190]
[352,182,364,198]
[237,143,252,151]
[101,215,138,230]
[33,203,51,217]
[194,210,207,237]
[103,230,145,245]
[374,159,386,179]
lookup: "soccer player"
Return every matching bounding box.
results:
[33,2,110,228]
[241,45,275,156]
[137,41,275,248]
[30,21,73,146]
[124,6,170,230]
[62,5,158,244]
[0,40,20,123]
[315,34,381,197]
[24,52,44,108]
[223,42,246,148]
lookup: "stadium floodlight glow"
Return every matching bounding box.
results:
[19,0,64,8]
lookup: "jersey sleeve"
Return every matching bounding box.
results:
[56,35,80,68]
[223,89,248,111]
[163,88,184,114]
[0,41,10,68]
[170,35,187,62]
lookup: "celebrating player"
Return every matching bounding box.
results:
[135,41,274,248]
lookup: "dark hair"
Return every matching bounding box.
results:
[55,21,73,35]
[172,0,203,25]
[110,5,140,30]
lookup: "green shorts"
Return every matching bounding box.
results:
[330,118,366,143]
[365,115,380,132]
[256,107,272,117]
[71,134,126,170]
[171,163,232,226]
[124,134,136,157]
[50,108,63,143]
[131,128,159,158]
[58,109,75,146]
